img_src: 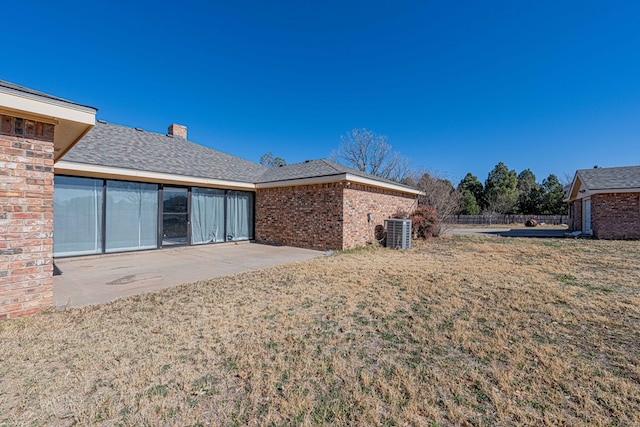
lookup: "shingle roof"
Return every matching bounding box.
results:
[0,80,97,112]
[63,121,268,183]
[576,165,640,190]
[257,158,413,189]
[62,121,418,193]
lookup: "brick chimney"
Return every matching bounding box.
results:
[167,123,187,139]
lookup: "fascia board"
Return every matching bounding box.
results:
[344,173,424,196]
[0,92,95,125]
[54,161,256,190]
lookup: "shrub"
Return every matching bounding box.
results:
[411,205,439,239]
[392,206,440,239]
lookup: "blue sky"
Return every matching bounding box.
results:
[3,1,639,184]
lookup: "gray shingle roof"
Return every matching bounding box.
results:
[63,121,268,183]
[62,121,417,192]
[257,158,413,189]
[0,80,97,112]
[577,165,640,190]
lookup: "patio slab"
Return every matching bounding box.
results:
[53,242,323,308]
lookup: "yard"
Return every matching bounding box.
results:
[1,235,639,426]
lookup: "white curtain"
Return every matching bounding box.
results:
[226,191,254,241]
[105,181,158,252]
[53,176,103,257]
[191,188,225,244]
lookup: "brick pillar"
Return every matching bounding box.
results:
[0,115,55,320]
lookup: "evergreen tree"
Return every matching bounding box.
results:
[460,190,481,215]
[484,162,518,214]
[516,169,541,214]
[540,174,566,214]
[458,173,484,209]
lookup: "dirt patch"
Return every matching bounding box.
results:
[1,235,639,426]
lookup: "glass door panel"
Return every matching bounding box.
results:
[162,187,189,246]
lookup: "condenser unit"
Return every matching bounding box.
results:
[385,219,412,249]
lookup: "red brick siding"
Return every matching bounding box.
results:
[568,200,582,231]
[591,193,640,239]
[255,183,344,250]
[343,184,416,248]
[0,115,55,320]
[255,182,417,251]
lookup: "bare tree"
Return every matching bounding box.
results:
[330,128,410,181]
[260,152,286,167]
[414,170,462,235]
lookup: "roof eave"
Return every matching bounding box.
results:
[54,160,256,190]
[256,172,423,196]
[0,87,97,161]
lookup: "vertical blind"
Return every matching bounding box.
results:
[53,177,254,256]
[191,188,225,244]
[105,181,158,253]
[226,191,254,240]
[53,176,103,257]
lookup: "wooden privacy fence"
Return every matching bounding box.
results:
[445,214,569,225]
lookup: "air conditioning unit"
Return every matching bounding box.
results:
[385,219,411,249]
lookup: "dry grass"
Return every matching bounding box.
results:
[1,236,639,426]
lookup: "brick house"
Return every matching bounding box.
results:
[565,166,640,239]
[1,80,420,318]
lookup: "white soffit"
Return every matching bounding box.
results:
[0,88,96,161]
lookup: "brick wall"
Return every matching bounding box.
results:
[568,200,582,231]
[343,183,416,248]
[592,193,640,239]
[0,114,55,320]
[255,183,344,250]
[255,182,417,251]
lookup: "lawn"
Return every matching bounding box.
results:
[1,235,639,426]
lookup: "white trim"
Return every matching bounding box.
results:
[565,186,640,202]
[54,161,256,190]
[345,173,424,195]
[0,92,95,125]
[588,187,640,194]
[256,173,423,196]
[55,161,424,195]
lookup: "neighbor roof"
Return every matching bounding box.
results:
[565,165,640,202]
[576,165,640,190]
[62,121,268,183]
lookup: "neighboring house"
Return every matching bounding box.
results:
[565,166,640,239]
[1,80,420,319]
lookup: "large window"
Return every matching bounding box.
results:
[191,188,225,244]
[53,177,255,257]
[53,176,103,257]
[105,181,158,253]
[226,190,254,241]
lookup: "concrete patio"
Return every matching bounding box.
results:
[53,242,323,308]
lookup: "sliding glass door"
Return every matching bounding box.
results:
[105,181,158,253]
[54,178,256,256]
[162,187,189,246]
[53,176,103,257]
[226,190,254,241]
[191,188,225,244]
